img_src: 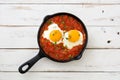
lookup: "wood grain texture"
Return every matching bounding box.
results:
[0,72,120,80]
[0,26,119,48]
[0,49,120,71]
[0,5,120,26]
[0,0,120,79]
[0,0,120,3]
[0,0,98,3]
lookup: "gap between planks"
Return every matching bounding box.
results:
[0,71,120,73]
[0,49,120,71]
[0,25,120,27]
[0,48,120,50]
[0,5,119,26]
[0,3,120,5]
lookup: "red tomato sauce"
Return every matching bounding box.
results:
[39,15,86,61]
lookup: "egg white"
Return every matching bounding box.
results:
[63,31,83,49]
[42,23,63,44]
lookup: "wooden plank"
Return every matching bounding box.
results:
[0,26,120,48]
[0,72,120,80]
[0,27,38,48]
[0,0,101,4]
[0,5,120,26]
[0,49,120,71]
[100,0,120,4]
[0,0,120,4]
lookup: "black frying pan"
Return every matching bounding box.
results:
[18,12,88,74]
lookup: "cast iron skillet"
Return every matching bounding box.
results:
[18,12,88,74]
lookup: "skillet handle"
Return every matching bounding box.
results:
[18,51,44,74]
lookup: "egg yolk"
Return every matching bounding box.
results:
[49,30,62,42]
[68,30,80,42]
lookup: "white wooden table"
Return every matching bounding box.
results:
[0,0,120,80]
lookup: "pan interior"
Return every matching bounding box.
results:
[37,13,88,62]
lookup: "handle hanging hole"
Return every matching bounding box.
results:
[22,64,29,71]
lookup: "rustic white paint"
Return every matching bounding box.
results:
[0,72,120,80]
[0,26,120,48]
[0,27,38,48]
[100,0,120,3]
[0,49,120,71]
[0,0,98,3]
[0,0,120,3]
[0,0,120,79]
[0,5,120,26]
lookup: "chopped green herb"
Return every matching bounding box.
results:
[69,55,73,59]
[54,42,57,45]
[63,31,66,34]
[66,37,68,40]
[63,26,66,29]
[68,35,71,39]
[61,15,63,19]
[61,45,65,49]
[47,20,52,25]
[65,45,67,48]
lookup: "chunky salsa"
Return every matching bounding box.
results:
[39,14,86,61]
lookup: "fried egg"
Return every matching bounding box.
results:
[43,23,63,44]
[63,30,83,49]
